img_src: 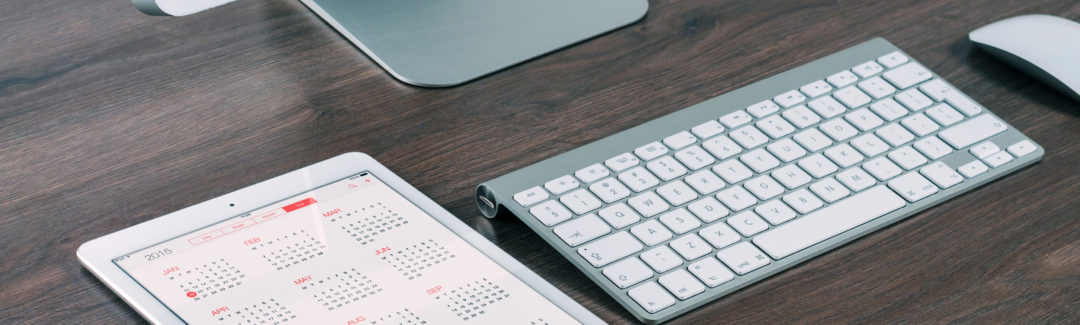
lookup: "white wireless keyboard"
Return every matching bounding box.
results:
[475,38,1043,324]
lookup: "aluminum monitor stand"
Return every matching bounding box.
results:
[300,0,648,87]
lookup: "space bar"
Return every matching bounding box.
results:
[753,186,906,259]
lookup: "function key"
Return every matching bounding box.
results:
[852,60,885,78]
[882,62,932,89]
[877,51,909,68]
[747,99,781,117]
[690,120,726,139]
[543,175,580,195]
[513,186,549,207]
[799,80,833,98]
[605,153,641,172]
[773,90,806,108]
[628,281,676,313]
[575,163,610,183]
[635,141,669,161]
[719,110,753,128]
[663,131,698,150]
[827,70,859,88]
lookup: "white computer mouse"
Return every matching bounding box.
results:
[969,14,1080,102]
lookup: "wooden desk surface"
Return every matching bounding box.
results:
[3,0,1079,323]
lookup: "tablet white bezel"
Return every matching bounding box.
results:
[78,152,603,324]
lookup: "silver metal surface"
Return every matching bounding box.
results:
[299,0,648,87]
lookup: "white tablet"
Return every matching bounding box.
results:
[78,152,603,324]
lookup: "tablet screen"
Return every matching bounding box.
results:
[114,172,580,324]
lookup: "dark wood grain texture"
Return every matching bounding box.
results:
[2,0,1079,323]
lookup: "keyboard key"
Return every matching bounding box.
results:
[716,242,771,275]
[554,214,612,246]
[844,108,885,131]
[983,151,1013,167]
[876,123,916,146]
[727,211,769,236]
[771,164,813,189]
[913,136,953,159]
[657,182,699,207]
[888,172,939,202]
[743,175,784,200]
[603,257,654,288]
[544,175,580,195]
[809,177,851,203]
[631,219,674,246]
[756,115,797,139]
[850,133,890,157]
[575,163,610,183]
[687,197,730,223]
[719,110,753,128]
[782,105,822,128]
[945,95,983,116]
[748,99,782,117]
[659,269,706,300]
[827,70,859,88]
[836,167,876,192]
[619,167,661,192]
[598,203,641,229]
[869,98,909,121]
[699,223,741,249]
[688,257,736,287]
[793,129,834,152]
[774,90,807,108]
[628,191,670,217]
[560,189,603,215]
[674,145,716,170]
[514,186,549,207]
[938,114,1007,149]
[800,80,834,98]
[957,160,989,178]
[716,187,758,211]
[925,103,964,126]
[877,51,909,68]
[1007,140,1037,157]
[606,152,640,172]
[669,234,712,260]
[833,86,873,108]
[664,131,698,150]
[797,153,839,178]
[754,186,905,259]
[920,161,963,189]
[919,79,956,101]
[857,76,897,99]
[740,149,781,173]
[882,62,932,89]
[853,60,885,78]
[529,200,573,226]
[628,282,676,313]
[647,156,689,181]
[755,200,797,225]
[641,246,683,273]
[635,141,670,161]
[712,160,754,184]
[578,231,644,267]
[969,141,1000,159]
[691,120,726,139]
[766,138,808,162]
[824,143,865,168]
[589,177,632,203]
[684,170,726,195]
[863,157,904,181]
[887,146,929,170]
[730,125,769,149]
[819,119,859,141]
[701,135,743,160]
[782,189,824,214]
[895,89,933,111]
[900,113,940,137]
[808,96,847,119]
